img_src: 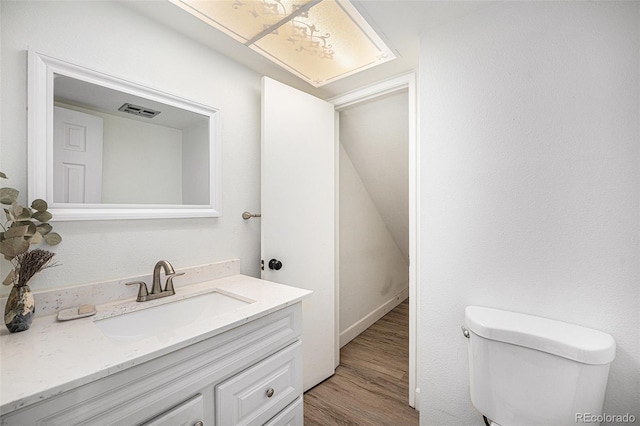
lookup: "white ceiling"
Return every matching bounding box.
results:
[120,0,496,99]
[54,74,207,129]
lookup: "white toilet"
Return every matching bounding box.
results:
[464,306,616,426]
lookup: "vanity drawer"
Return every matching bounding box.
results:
[142,394,204,426]
[264,397,303,426]
[216,341,302,426]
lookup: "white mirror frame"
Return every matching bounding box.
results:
[28,50,222,221]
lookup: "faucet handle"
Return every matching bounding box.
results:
[126,281,149,301]
[164,272,185,294]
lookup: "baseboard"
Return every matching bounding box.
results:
[340,286,409,348]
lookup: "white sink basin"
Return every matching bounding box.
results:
[94,290,253,342]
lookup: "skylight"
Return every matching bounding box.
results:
[170,0,396,87]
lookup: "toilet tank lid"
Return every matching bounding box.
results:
[465,306,616,365]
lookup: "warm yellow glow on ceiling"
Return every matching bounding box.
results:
[171,0,396,87]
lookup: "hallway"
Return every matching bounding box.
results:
[303,299,418,425]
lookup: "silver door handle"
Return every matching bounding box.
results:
[242,211,261,220]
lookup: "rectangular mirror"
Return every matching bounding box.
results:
[28,50,221,220]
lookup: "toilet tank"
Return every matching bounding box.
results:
[465,306,616,426]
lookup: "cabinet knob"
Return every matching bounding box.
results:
[268,259,282,270]
[266,388,275,398]
[193,421,204,426]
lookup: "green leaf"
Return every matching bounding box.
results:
[29,231,43,245]
[36,223,53,236]
[0,187,19,205]
[3,225,28,239]
[0,237,29,259]
[3,269,16,286]
[17,209,32,220]
[31,199,48,212]
[23,222,37,237]
[12,202,32,220]
[0,172,7,179]
[44,232,62,245]
[3,208,14,222]
[32,210,53,223]
[11,202,23,217]
[11,220,33,228]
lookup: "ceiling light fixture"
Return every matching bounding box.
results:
[170,0,396,87]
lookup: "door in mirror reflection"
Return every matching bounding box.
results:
[53,106,104,203]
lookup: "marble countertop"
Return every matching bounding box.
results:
[0,273,311,415]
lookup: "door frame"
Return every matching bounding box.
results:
[329,72,419,409]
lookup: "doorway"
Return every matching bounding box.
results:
[337,90,409,343]
[261,74,419,407]
[331,73,418,408]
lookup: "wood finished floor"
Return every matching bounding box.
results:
[304,299,418,425]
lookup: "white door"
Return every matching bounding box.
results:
[53,106,104,203]
[261,77,336,391]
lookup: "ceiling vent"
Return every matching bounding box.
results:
[118,103,161,118]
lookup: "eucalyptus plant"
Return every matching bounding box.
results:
[0,171,61,287]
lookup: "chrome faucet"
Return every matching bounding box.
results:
[126,260,184,302]
[151,260,175,295]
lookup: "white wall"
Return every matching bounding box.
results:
[182,120,210,205]
[339,144,408,344]
[419,2,639,424]
[0,1,263,295]
[339,90,410,260]
[101,113,183,205]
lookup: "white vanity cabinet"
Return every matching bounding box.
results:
[0,304,303,426]
[216,341,302,425]
[142,394,204,426]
